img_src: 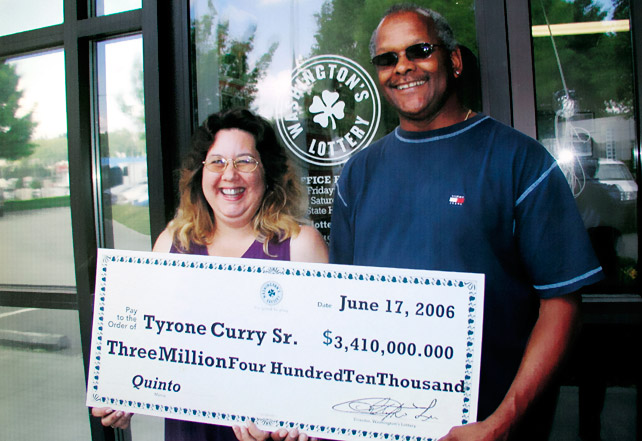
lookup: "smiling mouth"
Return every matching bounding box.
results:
[394,80,426,90]
[220,188,245,196]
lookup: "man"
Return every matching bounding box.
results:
[329,4,603,441]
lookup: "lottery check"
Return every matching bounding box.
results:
[86,249,485,441]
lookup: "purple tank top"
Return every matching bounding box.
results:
[169,238,291,260]
[165,236,290,441]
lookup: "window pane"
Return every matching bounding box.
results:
[0,48,88,441]
[0,50,74,287]
[95,0,141,16]
[0,0,63,37]
[96,35,151,251]
[0,307,90,439]
[95,33,161,441]
[531,0,637,293]
[190,0,478,243]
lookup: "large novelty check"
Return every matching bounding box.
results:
[86,249,484,441]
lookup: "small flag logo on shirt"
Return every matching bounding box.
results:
[449,195,465,205]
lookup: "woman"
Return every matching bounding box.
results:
[93,109,328,441]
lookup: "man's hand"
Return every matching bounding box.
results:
[439,294,580,441]
[438,420,507,441]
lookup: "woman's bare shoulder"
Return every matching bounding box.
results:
[290,225,328,263]
[152,228,174,253]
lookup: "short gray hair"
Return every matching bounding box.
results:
[369,4,458,57]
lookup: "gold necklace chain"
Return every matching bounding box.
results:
[464,109,472,121]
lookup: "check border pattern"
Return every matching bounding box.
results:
[89,251,483,441]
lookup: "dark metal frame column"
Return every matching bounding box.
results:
[629,2,642,438]
[475,0,513,126]
[504,1,537,139]
[147,0,195,233]
[474,0,537,138]
[64,2,115,439]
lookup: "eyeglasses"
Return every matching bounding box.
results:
[371,42,445,68]
[202,155,260,173]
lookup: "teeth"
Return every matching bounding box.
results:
[396,80,426,90]
[221,188,244,195]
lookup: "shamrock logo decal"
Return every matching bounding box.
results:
[309,90,345,130]
[260,281,283,306]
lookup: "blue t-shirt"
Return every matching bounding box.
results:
[329,114,603,419]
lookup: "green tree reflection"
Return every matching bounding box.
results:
[192,0,278,116]
[0,61,37,160]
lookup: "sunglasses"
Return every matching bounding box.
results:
[371,42,445,68]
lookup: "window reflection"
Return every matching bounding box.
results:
[0,307,91,439]
[0,0,63,37]
[531,0,637,293]
[95,0,141,16]
[96,35,151,251]
[190,0,478,242]
[0,50,89,441]
[0,50,74,287]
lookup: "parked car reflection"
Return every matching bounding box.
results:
[594,159,637,202]
[105,181,148,206]
[576,158,637,234]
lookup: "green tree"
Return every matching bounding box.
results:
[0,61,37,160]
[116,57,145,140]
[31,136,68,164]
[192,0,278,119]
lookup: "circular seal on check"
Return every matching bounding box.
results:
[260,281,283,306]
[276,54,381,167]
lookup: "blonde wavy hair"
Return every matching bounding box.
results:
[169,109,304,254]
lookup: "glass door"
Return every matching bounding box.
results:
[530,1,638,440]
[531,0,637,294]
[190,0,479,242]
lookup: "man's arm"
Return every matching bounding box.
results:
[439,293,580,441]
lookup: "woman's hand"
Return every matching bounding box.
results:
[91,407,133,430]
[233,422,316,441]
